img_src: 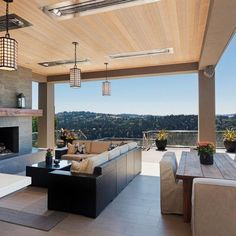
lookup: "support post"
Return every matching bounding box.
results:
[198,70,216,144]
[38,83,55,148]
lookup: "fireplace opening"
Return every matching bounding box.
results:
[0,127,19,159]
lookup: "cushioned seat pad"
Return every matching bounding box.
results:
[0,173,31,198]
[62,154,94,161]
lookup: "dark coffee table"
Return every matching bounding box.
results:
[26,160,71,187]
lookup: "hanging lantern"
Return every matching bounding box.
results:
[70,42,81,88]
[0,0,18,71]
[102,62,111,96]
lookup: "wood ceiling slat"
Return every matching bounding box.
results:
[0,0,210,76]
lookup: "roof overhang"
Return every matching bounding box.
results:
[0,0,235,82]
[199,0,236,70]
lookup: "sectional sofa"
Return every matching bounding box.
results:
[61,140,127,161]
[48,141,141,218]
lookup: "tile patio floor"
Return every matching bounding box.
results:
[2,147,231,236]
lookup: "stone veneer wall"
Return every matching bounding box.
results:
[0,67,33,155]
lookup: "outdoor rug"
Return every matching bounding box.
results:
[0,207,68,231]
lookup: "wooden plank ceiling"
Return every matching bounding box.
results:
[0,0,210,76]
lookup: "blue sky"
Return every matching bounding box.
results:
[32,36,236,116]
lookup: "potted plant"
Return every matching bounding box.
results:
[155,130,168,151]
[223,128,236,153]
[45,148,53,166]
[197,142,215,165]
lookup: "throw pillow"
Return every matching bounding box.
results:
[108,143,118,151]
[70,159,90,173]
[79,158,90,172]
[70,161,80,173]
[77,143,86,154]
[67,143,77,154]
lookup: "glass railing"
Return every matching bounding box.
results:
[32,130,225,149]
[142,130,225,149]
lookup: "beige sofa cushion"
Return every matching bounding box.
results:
[85,151,109,174]
[90,142,110,154]
[108,147,120,160]
[62,153,94,161]
[127,142,137,150]
[119,144,129,154]
[0,173,31,198]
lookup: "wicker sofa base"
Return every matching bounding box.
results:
[48,147,141,218]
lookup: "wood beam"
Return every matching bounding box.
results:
[199,0,236,69]
[0,108,42,117]
[32,72,47,83]
[47,62,198,83]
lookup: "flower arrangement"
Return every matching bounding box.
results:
[65,130,77,140]
[60,128,78,144]
[197,142,215,156]
[156,130,168,141]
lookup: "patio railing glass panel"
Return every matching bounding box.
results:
[32,130,225,148]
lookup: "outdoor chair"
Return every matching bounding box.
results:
[192,178,236,236]
[159,152,183,214]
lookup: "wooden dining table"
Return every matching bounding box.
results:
[176,151,236,223]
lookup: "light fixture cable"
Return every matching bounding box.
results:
[105,62,108,81]
[6,0,9,37]
[74,41,78,68]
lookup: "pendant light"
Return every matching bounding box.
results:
[70,42,81,88]
[0,0,18,71]
[102,62,111,96]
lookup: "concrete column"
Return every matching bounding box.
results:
[198,70,216,144]
[38,83,55,148]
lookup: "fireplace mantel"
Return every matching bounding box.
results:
[0,108,43,117]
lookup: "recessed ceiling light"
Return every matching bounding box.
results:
[109,48,174,60]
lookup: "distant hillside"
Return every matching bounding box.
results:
[55,111,236,140]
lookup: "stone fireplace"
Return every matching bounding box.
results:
[0,67,44,173]
[0,67,34,158]
[0,127,19,158]
[0,117,32,157]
